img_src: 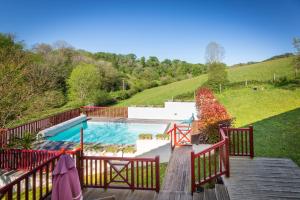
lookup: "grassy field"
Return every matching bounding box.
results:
[216,85,300,165]
[118,56,295,106]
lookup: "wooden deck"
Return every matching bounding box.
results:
[223,157,300,200]
[83,146,230,200]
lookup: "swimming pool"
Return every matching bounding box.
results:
[47,121,168,145]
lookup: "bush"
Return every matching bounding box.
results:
[138,133,153,140]
[195,87,232,143]
[122,146,136,153]
[92,91,116,106]
[104,145,119,153]
[173,91,194,101]
[156,134,170,140]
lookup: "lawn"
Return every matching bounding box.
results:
[216,85,300,165]
[118,56,295,106]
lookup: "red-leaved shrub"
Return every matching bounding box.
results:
[194,87,232,143]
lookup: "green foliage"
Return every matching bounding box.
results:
[0,33,33,127]
[8,132,36,149]
[122,146,136,153]
[104,145,119,153]
[67,64,102,105]
[156,134,170,140]
[206,62,229,91]
[118,56,295,106]
[138,133,153,140]
[216,86,300,165]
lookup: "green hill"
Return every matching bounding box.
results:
[118,56,295,106]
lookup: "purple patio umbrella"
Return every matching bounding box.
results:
[51,154,82,200]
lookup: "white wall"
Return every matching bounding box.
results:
[128,102,197,120]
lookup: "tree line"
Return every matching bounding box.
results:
[0,33,206,127]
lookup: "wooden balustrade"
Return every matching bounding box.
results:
[191,127,229,192]
[82,155,160,192]
[0,108,81,148]
[223,126,254,157]
[191,125,254,192]
[0,149,59,170]
[0,148,81,200]
[81,106,128,118]
[167,123,192,150]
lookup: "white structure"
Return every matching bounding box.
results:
[128,101,197,120]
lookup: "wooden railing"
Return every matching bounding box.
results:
[191,127,229,192]
[81,155,160,192]
[0,148,81,200]
[0,149,59,170]
[0,108,81,148]
[81,106,128,118]
[167,124,192,150]
[191,125,254,192]
[223,126,254,157]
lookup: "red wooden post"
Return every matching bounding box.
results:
[249,125,254,158]
[191,151,195,193]
[75,149,83,188]
[80,128,84,150]
[174,124,177,147]
[7,187,13,200]
[155,156,160,193]
[225,136,230,177]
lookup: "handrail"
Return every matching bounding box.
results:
[0,147,82,171]
[191,125,254,192]
[81,155,160,192]
[0,148,82,199]
[191,126,229,193]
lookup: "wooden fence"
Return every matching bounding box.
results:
[0,149,81,200]
[166,124,192,150]
[81,106,128,118]
[0,108,81,148]
[191,125,254,192]
[223,126,254,157]
[81,155,160,192]
[0,149,59,170]
[191,127,229,192]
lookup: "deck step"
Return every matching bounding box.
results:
[193,192,204,200]
[204,189,217,200]
[215,184,230,200]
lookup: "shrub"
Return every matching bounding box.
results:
[156,134,170,140]
[138,133,153,140]
[123,146,136,153]
[195,87,232,143]
[104,145,119,153]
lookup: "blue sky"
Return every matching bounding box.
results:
[0,0,299,65]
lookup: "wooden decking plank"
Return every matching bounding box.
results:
[161,146,192,193]
[223,157,300,200]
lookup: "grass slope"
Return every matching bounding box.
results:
[118,57,295,106]
[216,86,300,165]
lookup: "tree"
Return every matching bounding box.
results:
[0,33,33,127]
[67,64,102,105]
[204,42,228,90]
[205,42,225,64]
[293,37,300,72]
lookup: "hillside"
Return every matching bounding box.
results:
[118,56,295,106]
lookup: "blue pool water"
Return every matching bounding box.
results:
[47,121,168,145]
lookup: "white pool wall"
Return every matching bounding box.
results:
[128,101,197,120]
